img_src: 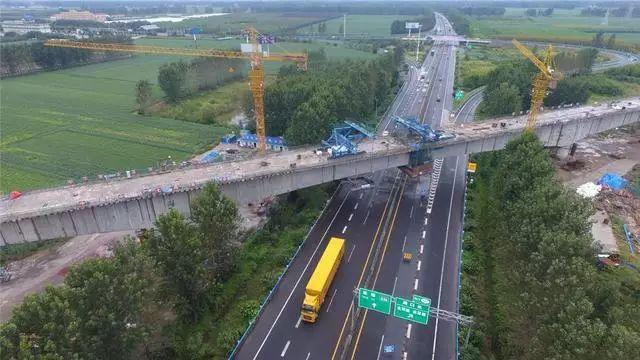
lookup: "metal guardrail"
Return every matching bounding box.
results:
[226,183,344,359]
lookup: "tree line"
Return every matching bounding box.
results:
[0,36,131,77]
[525,8,554,16]
[247,46,402,146]
[460,133,640,359]
[156,57,247,104]
[460,7,506,16]
[477,47,611,117]
[0,184,240,359]
[390,10,435,34]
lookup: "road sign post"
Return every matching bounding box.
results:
[393,297,430,325]
[358,288,392,315]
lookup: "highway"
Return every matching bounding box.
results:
[231,16,430,360]
[346,13,468,360]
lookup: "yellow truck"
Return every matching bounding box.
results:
[301,237,346,323]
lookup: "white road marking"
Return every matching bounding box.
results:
[342,225,348,234]
[376,335,385,360]
[305,353,311,360]
[432,157,460,360]
[402,235,407,252]
[424,218,428,225]
[354,203,359,210]
[347,244,357,262]
[359,192,364,199]
[417,260,422,271]
[363,210,371,224]
[422,230,426,239]
[326,289,338,312]
[414,279,419,290]
[295,316,302,329]
[251,189,351,360]
[392,276,398,296]
[420,245,424,254]
[409,205,414,218]
[406,324,412,339]
[348,213,353,221]
[281,340,291,357]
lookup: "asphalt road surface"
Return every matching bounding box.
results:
[234,13,472,360]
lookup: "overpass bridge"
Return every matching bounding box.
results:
[2,98,639,245]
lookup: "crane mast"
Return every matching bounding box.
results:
[512,39,563,130]
[45,30,307,155]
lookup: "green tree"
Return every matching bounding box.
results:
[147,210,211,323]
[544,77,590,106]
[592,31,605,47]
[606,33,616,49]
[338,23,344,36]
[481,82,522,116]
[135,80,153,115]
[158,61,190,103]
[189,183,240,281]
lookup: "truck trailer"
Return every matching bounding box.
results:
[301,237,346,323]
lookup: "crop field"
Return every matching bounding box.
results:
[159,12,332,34]
[471,8,640,47]
[297,14,413,36]
[0,56,221,193]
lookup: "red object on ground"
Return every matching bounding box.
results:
[9,191,22,200]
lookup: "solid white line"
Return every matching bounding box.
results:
[347,245,356,263]
[422,230,426,239]
[348,213,353,222]
[402,235,407,252]
[392,276,398,296]
[420,245,424,254]
[406,324,412,339]
[409,205,414,218]
[305,353,311,360]
[295,316,302,329]
[431,157,460,360]
[252,190,352,360]
[326,289,338,312]
[363,210,371,224]
[376,335,385,360]
[417,260,422,271]
[342,225,348,234]
[281,340,291,357]
[354,203,359,210]
[414,279,419,290]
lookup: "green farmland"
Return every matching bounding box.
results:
[297,14,413,36]
[0,37,376,192]
[470,8,640,47]
[0,55,221,193]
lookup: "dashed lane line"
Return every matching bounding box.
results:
[281,340,291,357]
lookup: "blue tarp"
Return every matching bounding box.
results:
[598,173,628,190]
[201,150,220,163]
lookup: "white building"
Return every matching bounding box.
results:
[1,20,51,35]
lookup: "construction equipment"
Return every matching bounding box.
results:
[45,28,308,155]
[512,39,563,130]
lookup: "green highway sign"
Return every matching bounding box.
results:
[393,297,430,325]
[358,288,392,315]
[412,294,432,307]
[454,90,465,100]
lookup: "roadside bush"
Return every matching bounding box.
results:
[216,327,244,354]
[240,299,260,320]
[582,75,624,96]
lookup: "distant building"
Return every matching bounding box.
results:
[139,24,160,33]
[50,10,109,23]
[1,20,51,35]
[238,133,288,151]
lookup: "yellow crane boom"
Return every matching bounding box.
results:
[45,28,307,154]
[512,39,563,130]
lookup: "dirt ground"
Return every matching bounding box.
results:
[555,126,640,255]
[0,231,132,323]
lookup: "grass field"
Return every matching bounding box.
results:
[1,37,376,192]
[0,55,222,193]
[470,8,640,47]
[297,14,413,36]
[159,12,332,34]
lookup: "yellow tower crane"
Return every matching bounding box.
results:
[45,27,307,155]
[511,38,563,130]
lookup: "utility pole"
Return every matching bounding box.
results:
[415,25,422,62]
[343,14,347,39]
